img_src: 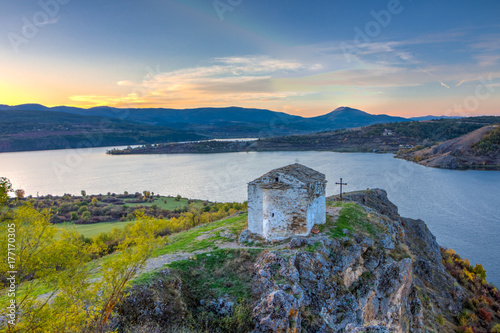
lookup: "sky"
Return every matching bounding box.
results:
[0,0,499,117]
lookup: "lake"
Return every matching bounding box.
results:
[1,147,499,286]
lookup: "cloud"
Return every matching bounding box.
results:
[440,81,450,89]
[70,56,321,108]
[475,54,500,67]
[456,80,466,87]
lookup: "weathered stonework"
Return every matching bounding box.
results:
[247,163,327,240]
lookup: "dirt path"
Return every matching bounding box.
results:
[141,210,341,275]
[141,242,275,274]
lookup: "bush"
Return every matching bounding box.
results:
[477,308,491,322]
[491,324,500,333]
[78,205,88,213]
[70,211,79,221]
[81,211,91,221]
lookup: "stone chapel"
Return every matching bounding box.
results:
[247,163,327,240]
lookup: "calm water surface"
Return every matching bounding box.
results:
[1,147,499,285]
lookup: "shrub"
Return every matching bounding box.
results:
[81,211,91,222]
[78,205,88,213]
[70,211,79,220]
[477,308,491,322]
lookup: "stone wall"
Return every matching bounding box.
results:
[262,187,309,240]
[247,183,264,235]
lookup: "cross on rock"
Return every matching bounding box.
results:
[335,178,347,200]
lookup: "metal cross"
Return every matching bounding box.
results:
[335,178,347,200]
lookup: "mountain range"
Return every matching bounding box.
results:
[0,103,457,134]
[0,104,461,152]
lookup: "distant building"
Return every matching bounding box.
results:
[383,129,394,136]
[247,163,327,240]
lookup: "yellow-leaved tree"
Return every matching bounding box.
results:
[0,183,164,333]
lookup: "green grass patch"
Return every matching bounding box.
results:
[155,213,248,255]
[167,248,261,301]
[324,202,384,239]
[56,220,133,238]
[121,196,203,210]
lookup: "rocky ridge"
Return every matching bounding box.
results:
[248,189,464,332]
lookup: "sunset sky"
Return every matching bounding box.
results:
[1,0,499,117]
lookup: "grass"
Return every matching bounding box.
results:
[167,249,261,301]
[1,211,249,315]
[321,202,384,239]
[155,213,248,255]
[120,196,203,210]
[56,220,133,238]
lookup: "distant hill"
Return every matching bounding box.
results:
[409,115,462,121]
[0,110,203,152]
[109,116,500,156]
[0,104,475,152]
[399,125,500,169]
[304,106,407,129]
[0,104,423,139]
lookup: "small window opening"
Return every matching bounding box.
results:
[275,177,279,182]
[271,213,275,217]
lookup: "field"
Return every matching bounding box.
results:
[119,196,203,210]
[56,220,134,237]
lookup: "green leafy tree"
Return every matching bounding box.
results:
[1,204,164,332]
[0,177,13,207]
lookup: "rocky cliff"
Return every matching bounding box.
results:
[112,189,500,333]
[250,189,464,333]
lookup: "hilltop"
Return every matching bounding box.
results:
[399,125,500,169]
[110,189,500,332]
[2,188,500,332]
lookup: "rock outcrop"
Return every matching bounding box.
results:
[250,189,464,332]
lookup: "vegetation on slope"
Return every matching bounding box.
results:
[442,248,500,333]
[472,126,500,154]
[0,110,203,152]
[2,177,500,332]
[108,116,500,155]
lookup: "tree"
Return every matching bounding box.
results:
[81,211,91,221]
[91,213,163,331]
[0,177,13,207]
[81,190,86,197]
[0,204,164,332]
[14,189,25,199]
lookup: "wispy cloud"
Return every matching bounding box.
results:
[69,56,321,108]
